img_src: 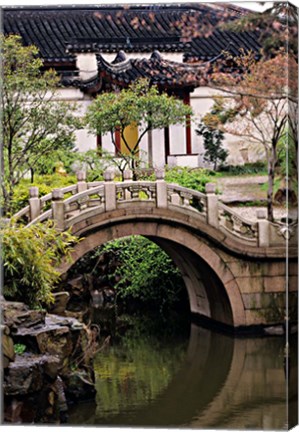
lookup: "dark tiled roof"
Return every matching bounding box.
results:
[62,50,209,91]
[3,4,261,63]
[99,50,205,87]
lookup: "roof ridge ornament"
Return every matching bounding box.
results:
[112,50,127,64]
[96,52,132,73]
[150,50,162,61]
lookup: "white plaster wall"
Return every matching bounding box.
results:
[48,89,97,152]
[168,154,201,168]
[190,91,215,166]
[151,129,165,168]
[73,99,93,116]
[76,53,98,80]
[102,133,115,154]
[75,129,97,152]
[190,87,265,166]
[53,93,98,152]
[169,123,186,155]
[49,88,86,101]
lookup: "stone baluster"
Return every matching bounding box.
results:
[205,183,218,228]
[257,209,270,247]
[103,170,116,211]
[170,193,181,206]
[52,189,65,231]
[156,169,167,208]
[123,170,133,200]
[123,170,133,181]
[76,170,87,193]
[29,186,41,221]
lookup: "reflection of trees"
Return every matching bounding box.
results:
[93,324,188,417]
[88,325,234,426]
[68,325,295,429]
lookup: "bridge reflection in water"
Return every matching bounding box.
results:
[68,324,297,429]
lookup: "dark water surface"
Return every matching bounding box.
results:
[68,317,297,429]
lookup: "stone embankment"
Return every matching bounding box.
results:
[2,299,96,424]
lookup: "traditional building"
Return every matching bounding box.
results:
[3,3,261,168]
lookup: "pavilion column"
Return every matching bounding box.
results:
[115,127,121,156]
[184,92,192,155]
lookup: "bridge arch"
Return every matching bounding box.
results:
[59,214,246,328]
[13,175,296,330]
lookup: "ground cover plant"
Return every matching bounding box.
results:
[217,162,267,176]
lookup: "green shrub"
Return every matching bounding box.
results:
[237,200,266,207]
[14,344,26,355]
[218,162,267,176]
[11,174,77,214]
[1,220,80,308]
[103,236,185,312]
[196,123,228,170]
[71,236,186,313]
[260,178,281,194]
[33,146,79,176]
[127,166,215,192]
[164,167,215,193]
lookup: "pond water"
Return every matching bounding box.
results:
[68,315,297,429]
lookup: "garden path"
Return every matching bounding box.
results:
[216,175,297,221]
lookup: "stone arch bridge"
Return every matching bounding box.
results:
[13,170,297,333]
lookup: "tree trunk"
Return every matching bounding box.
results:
[30,168,35,183]
[131,157,137,181]
[267,157,275,222]
[3,188,13,216]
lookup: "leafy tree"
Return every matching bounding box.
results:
[85,79,193,178]
[274,128,298,205]
[71,148,142,182]
[196,123,228,170]
[1,35,80,214]
[203,53,296,222]
[99,148,147,181]
[172,2,297,60]
[1,220,80,308]
[222,2,298,58]
[174,3,298,211]
[72,149,107,182]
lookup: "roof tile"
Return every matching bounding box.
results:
[3,4,261,63]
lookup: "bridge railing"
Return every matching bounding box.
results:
[12,169,296,248]
[218,202,258,243]
[167,184,207,218]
